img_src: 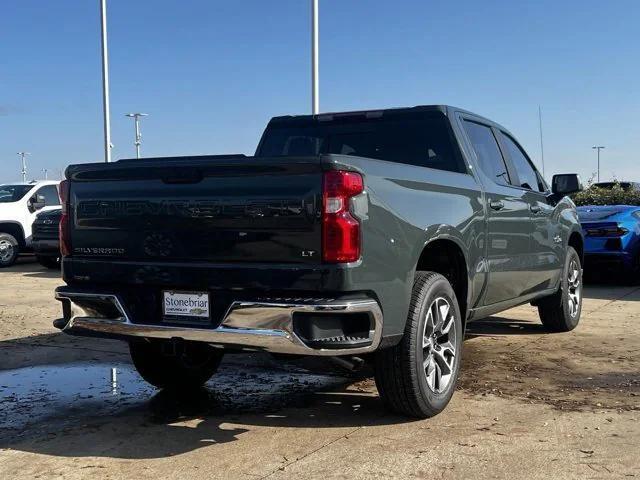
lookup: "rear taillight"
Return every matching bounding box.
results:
[585,225,628,237]
[322,171,364,263]
[59,180,71,256]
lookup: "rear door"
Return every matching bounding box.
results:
[496,131,562,292]
[460,118,533,305]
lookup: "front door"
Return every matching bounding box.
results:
[495,131,562,293]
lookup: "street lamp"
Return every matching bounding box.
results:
[17,152,30,182]
[125,113,148,159]
[592,146,605,182]
[100,0,112,163]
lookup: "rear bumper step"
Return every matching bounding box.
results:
[54,288,383,356]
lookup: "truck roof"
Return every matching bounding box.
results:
[269,105,494,126]
[266,105,518,147]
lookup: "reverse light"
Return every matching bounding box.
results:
[58,180,71,257]
[322,171,364,263]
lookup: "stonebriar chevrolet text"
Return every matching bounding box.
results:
[54,106,584,418]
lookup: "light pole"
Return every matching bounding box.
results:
[592,146,605,182]
[42,168,49,180]
[125,113,148,159]
[311,0,319,114]
[100,0,112,163]
[17,152,30,182]
[538,106,545,179]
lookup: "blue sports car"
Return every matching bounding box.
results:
[577,205,640,277]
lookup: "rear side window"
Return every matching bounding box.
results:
[462,120,510,186]
[498,132,544,192]
[258,113,467,174]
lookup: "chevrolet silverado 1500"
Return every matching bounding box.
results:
[54,105,584,417]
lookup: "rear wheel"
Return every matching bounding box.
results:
[374,271,463,418]
[538,246,583,332]
[129,340,223,389]
[36,255,60,270]
[0,233,19,268]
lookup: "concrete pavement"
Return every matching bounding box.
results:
[0,258,638,479]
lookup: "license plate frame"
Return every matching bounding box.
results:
[162,290,211,325]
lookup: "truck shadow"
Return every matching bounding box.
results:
[21,269,62,279]
[0,256,60,278]
[581,284,640,301]
[465,316,546,337]
[1,255,38,270]
[0,357,401,459]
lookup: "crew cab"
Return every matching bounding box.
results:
[54,106,584,417]
[0,181,61,267]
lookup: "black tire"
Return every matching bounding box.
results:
[537,246,583,332]
[129,340,223,389]
[374,271,463,418]
[36,255,60,270]
[0,233,19,268]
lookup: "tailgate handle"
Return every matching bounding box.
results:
[161,169,203,184]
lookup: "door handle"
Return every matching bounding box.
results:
[530,205,542,214]
[489,200,505,211]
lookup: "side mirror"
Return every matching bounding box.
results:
[30,194,46,211]
[552,173,583,196]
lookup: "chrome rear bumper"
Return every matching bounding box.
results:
[54,290,383,356]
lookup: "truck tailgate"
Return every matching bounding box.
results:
[67,156,322,264]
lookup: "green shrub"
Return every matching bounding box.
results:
[572,181,640,206]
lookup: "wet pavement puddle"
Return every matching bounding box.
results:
[0,363,152,436]
[0,358,351,441]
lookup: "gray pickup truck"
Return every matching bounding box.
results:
[54,105,584,418]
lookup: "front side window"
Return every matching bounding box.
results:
[0,185,33,203]
[499,132,544,192]
[34,185,61,206]
[462,120,510,186]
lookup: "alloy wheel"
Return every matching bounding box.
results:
[0,240,14,263]
[567,259,581,318]
[422,297,458,393]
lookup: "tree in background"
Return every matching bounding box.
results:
[572,179,640,206]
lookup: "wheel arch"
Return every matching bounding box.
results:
[415,236,469,327]
[0,222,26,248]
[568,229,584,264]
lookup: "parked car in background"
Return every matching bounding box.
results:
[0,181,61,267]
[578,205,640,279]
[31,208,62,269]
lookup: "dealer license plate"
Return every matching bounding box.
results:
[162,291,210,324]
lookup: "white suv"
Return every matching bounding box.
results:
[0,181,61,267]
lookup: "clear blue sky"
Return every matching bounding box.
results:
[1,0,638,183]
